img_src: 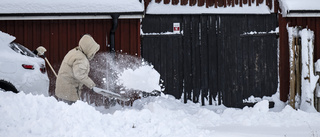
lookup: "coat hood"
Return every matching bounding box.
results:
[78,34,100,60]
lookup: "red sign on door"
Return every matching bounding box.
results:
[173,23,180,34]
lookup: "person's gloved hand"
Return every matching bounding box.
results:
[92,87,99,93]
[36,46,47,56]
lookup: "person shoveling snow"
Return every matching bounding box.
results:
[54,34,129,104]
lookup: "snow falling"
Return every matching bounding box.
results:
[89,52,161,94]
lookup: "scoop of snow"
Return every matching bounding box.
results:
[117,65,161,92]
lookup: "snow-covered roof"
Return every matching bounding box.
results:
[0,0,144,20]
[146,1,273,15]
[279,0,320,17]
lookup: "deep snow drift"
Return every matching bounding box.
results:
[1,90,320,137]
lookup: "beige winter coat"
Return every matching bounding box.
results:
[55,35,100,101]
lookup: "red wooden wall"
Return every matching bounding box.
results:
[279,15,320,102]
[0,19,141,97]
[0,19,140,64]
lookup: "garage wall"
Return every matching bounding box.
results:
[0,19,141,98]
[0,19,141,63]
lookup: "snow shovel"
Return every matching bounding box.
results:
[35,46,58,77]
[93,87,130,101]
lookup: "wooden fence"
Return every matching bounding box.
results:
[279,15,320,102]
[142,14,278,107]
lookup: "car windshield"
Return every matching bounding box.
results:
[9,42,36,57]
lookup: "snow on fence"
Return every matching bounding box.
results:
[288,26,319,112]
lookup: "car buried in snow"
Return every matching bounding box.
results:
[0,31,49,96]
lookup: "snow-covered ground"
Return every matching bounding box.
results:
[1,90,320,137]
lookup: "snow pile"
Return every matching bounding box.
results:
[147,0,272,14]
[1,91,320,137]
[252,100,269,113]
[0,0,144,14]
[118,65,161,92]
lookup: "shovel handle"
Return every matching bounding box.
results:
[44,57,58,77]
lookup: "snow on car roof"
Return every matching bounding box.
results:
[0,0,144,14]
[146,0,272,15]
[0,30,44,67]
[279,0,320,17]
[0,31,15,46]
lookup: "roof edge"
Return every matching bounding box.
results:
[283,10,320,17]
[0,12,144,20]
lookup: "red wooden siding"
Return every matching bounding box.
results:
[0,19,140,63]
[115,19,141,56]
[279,16,320,102]
[0,19,141,96]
